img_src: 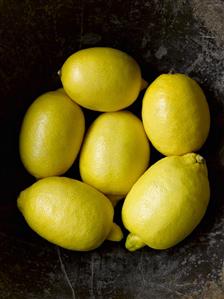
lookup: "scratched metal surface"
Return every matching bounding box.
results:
[0,0,224,298]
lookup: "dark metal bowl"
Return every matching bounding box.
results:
[1,1,224,298]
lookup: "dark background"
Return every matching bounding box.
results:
[0,0,224,298]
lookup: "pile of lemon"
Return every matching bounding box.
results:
[18,47,210,252]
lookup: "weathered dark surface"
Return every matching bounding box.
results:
[1,0,224,298]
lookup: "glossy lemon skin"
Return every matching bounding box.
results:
[61,47,142,112]
[79,111,150,196]
[19,90,85,178]
[122,153,210,250]
[17,177,122,251]
[142,74,210,156]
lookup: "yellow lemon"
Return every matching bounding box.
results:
[19,89,85,178]
[122,153,210,251]
[142,74,210,156]
[79,111,150,198]
[17,177,123,251]
[61,47,145,112]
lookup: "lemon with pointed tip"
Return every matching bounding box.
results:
[122,153,210,251]
[18,177,123,251]
[19,89,85,178]
[79,111,150,197]
[61,47,146,112]
[142,74,210,156]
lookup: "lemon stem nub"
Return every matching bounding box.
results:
[125,233,145,251]
[196,155,204,164]
[140,78,148,91]
[107,223,123,242]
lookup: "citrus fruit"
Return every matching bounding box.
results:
[18,177,123,251]
[19,89,85,178]
[61,47,145,111]
[122,153,210,251]
[79,111,150,197]
[142,74,210,156]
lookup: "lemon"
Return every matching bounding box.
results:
[61,47,145,112]
[79,111,150,197]
[17,177,123,251]
[122,153,210,251]
[19,89,85,178]
[142,74,210,156]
